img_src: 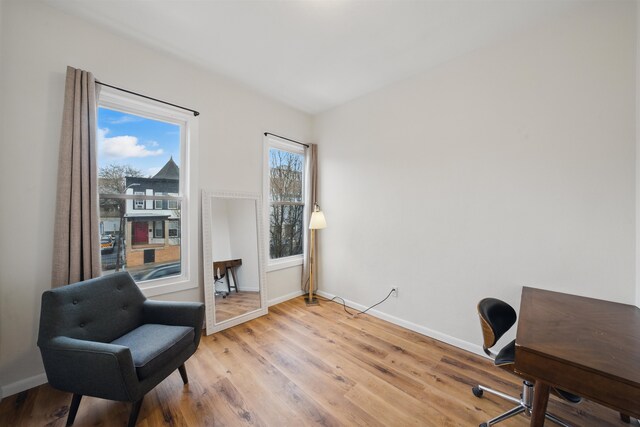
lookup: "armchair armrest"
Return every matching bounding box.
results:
[142,300,204,346]
[39,336,139,401]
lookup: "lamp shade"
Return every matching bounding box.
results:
[309,210,327,230]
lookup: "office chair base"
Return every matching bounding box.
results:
[473,382,572,427]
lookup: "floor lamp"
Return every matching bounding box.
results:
[306,203,326,306]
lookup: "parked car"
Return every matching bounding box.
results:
[136,262,181,282]
[100,236,115,254]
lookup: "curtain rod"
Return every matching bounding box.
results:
[96,81,200,117]
[264,132,309,148]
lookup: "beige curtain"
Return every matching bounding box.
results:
[301,143,318,293]
[51,66,101,287]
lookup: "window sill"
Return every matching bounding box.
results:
[267,256,303,272]
[138,276,197,297]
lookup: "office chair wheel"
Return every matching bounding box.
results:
[472,386,483,398]
[479,423,488,427]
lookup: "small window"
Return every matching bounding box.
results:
[134,192,145,209]
[154,192,163,210]
[153,221,165,239]
[168,220,180,238]
[264,135,305,265]
[167,198,178,210]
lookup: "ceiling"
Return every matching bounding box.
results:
[46,0,580,114]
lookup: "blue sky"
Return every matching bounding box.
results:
[98,107,181,177]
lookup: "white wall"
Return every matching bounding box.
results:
[227,199,260,291]
[0,0,310,396]
[315,1,637,352]
[210,198,233,261]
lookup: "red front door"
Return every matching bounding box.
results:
[133,222,148,245]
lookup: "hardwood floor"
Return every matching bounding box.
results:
[0,296,636,426]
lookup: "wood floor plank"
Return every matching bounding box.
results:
[216,328,340,427]
[236,321,383,427]
[204,331,310,427]
[262,314,482,422]
[1,296,636,426]
[268,304,518,426]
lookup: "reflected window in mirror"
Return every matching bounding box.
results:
[264,135,305,268]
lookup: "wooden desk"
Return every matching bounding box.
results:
[515,287,640,426]
[213,259,242,293]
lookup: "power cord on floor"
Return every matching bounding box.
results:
[316,289,395,317]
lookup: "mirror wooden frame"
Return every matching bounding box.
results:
[202,190,268,334]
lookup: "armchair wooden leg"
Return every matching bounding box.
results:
[128,397,144,427]
[66,394,82,426]
[178,363,189,384]
[620,413,631,423]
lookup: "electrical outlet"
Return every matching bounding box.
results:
[391,287,399,297]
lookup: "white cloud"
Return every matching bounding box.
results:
[98,128,163,158]
[146,140,160,147]
[98,127,108,142]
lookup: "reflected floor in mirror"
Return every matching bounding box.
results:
[215,291,261,323]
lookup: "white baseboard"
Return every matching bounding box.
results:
[268,289,303,307]
[316,290,486,358]
[1,373,47,400]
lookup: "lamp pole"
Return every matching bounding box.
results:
[307,227,317,305]
[306,204,326,306]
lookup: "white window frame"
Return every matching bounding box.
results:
[263,134,306,272]
[99,87,199,297]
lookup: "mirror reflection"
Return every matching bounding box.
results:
[209,197,261,323]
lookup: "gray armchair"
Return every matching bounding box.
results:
[37,272,204,426]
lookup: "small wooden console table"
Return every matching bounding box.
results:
[213,258,242,294]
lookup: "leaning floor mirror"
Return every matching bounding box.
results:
[202,190,267,334]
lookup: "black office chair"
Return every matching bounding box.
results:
[472,298,581,427]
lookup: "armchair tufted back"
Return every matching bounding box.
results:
[38,272,146,345]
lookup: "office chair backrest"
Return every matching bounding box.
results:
[477,298,517,352]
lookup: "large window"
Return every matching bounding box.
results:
[265,135,305,268]
[97,88,195,293]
